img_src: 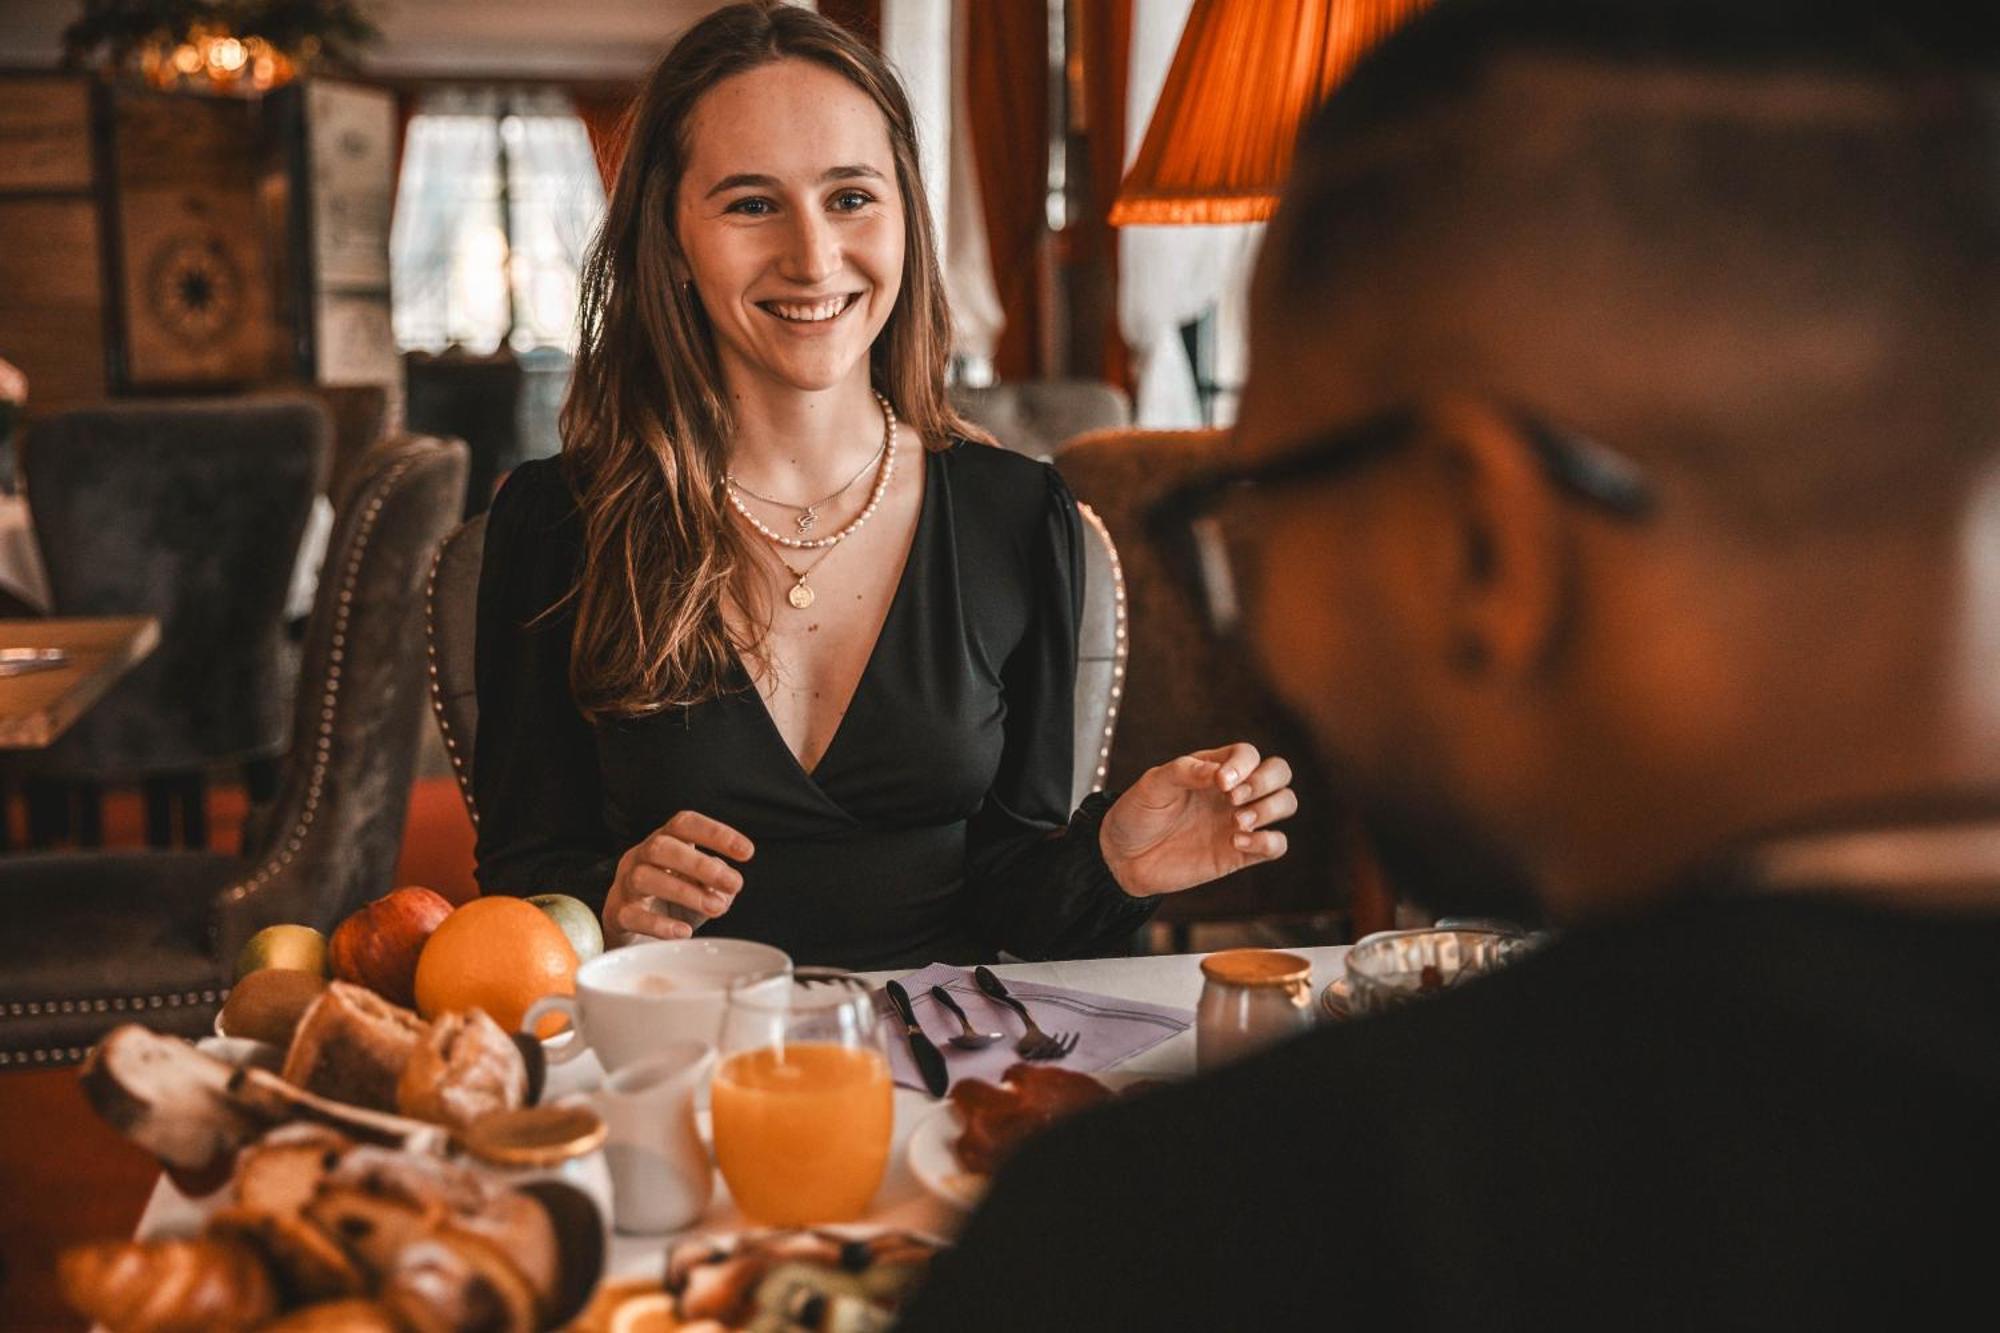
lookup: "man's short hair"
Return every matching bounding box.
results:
[1270,0,2000,528]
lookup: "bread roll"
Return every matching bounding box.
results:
[58,1237,278,1333]
[282,982,427,1112]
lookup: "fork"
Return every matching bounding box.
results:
[973,966,1078,1061]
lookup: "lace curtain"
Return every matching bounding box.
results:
[390,87,607,354]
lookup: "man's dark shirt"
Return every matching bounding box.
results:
[898,891,2000,1330]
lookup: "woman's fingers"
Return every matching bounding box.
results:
[1229,828,1289,861]
[1187,742,1262,791]
[631,859,736,917]
[1232,786,1298,832]
[1227,756,1293,807]
[640,834,745,896]
[663,810,755,861]
[617,895,696,940]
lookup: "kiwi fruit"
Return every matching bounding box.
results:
[221,968,328,1047]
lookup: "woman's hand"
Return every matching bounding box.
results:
[603,811,756,942]
[1099,743,1295,898]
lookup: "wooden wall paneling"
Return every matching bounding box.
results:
[0,75,93,193]
[0,197,108,415]
[0,73,108,418]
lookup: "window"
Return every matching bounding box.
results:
[389,87,606,355]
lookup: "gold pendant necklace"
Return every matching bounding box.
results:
[778,547,834,609]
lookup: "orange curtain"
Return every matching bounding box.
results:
[572,91,635,190]
[964,0,1050,380]
[1075,0,1133,393]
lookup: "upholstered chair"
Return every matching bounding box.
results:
[18,398,329,846]
[951,380,1132,461]
[424,495,1128,822]
[0,434,469,1068]
[1055,427,1394,947]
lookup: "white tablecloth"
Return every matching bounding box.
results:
[0,493,335,624]
[129,947,1349,1280]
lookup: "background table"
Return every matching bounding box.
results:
[129,947,1348,1281]
[0,615,159,749]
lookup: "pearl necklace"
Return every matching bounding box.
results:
[725,392,898,609]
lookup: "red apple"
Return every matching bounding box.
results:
[328,886,454,1007]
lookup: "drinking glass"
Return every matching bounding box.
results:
[711,967,893,1226]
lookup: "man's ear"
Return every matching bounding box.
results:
[1419,397,1570,682]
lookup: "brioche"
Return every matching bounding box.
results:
[58,1236,278,1333]
[395,1007,528,1133]
[282,982,427,1112]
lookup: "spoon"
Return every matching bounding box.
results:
[929,984,1003,1050]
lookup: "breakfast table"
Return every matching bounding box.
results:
[127,946,1350,1280]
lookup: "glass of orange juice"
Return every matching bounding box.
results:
[711,967,893,1226]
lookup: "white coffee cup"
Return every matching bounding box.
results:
[590,1040,718,1234]
[522,938,791,1071]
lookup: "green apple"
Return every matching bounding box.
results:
[528,893,605,962]
[233,923,329,982]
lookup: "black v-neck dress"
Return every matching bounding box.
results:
[472,441,1156,970]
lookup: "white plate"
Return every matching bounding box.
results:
[906,1102,988,1211]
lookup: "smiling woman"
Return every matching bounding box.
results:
[471,0,1298,972]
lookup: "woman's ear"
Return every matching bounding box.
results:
[1420,396,1570,683]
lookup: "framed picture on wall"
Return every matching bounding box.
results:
[106,88,292,390]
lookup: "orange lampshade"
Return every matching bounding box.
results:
[1111,0,1433,226]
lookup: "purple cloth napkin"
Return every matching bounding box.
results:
[877,962,1193,1093]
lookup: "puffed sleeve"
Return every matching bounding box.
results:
[472,461,620,912]
[963,466,1158,959]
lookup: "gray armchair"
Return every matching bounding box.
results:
[0,434,469,1067]
[19,398,329,846]
[950,380,1132,462]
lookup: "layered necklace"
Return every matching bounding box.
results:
[724,391,898,610]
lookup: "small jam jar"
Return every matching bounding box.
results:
[460,1104,615,1230]
[1195,949,1314,1071]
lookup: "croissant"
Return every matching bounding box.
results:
[58,1236,278,1333]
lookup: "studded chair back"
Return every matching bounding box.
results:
[20,398,328,778]
[426,513,486,821]
[214,433,470,962]
[1071,504,1126,811]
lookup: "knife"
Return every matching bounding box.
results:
[883,980,950,1098]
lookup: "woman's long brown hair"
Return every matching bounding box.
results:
[559,1,989,718]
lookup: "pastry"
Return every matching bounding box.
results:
[948,1063,1116,1176]
[395,1007,528,1133]
[207,1204,367,1304]
[234,1124,352,1215]
[282,981,428,1112]
[58,1236,279,1333]
[381,1231,539,1333]
[257,1298,404,1331]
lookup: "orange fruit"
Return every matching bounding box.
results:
[413,896,579,1038]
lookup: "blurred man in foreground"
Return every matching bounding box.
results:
[900,0,2000,1327]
